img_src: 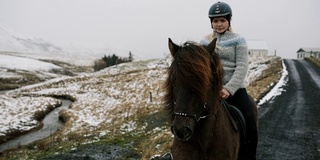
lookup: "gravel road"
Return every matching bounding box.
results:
[257,59,320,160]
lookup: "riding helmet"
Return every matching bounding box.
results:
[208,1,232,18]
[208,1,232,28]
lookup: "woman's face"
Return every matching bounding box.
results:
[211,17,229,33]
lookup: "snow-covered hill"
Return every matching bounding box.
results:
[0,53,78,91]
[0,54,62,78]
[0,55,278,142]
[0,25,63,55]
[0,24,105,65]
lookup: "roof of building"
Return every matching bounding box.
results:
[247,40,268,50]
[297,48,320,53]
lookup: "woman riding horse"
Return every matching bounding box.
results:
[200,2,258,159]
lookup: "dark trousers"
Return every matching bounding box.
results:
[226,88,258,160]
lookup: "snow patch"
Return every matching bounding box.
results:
[0,54,61,72]
[258,60,289,106]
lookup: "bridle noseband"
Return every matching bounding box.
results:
[173,103,212,122]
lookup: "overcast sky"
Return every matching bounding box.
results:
[0,0,319,59]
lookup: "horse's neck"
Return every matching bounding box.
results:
[207,90,221,115]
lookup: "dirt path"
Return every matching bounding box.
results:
[257,59,320,160]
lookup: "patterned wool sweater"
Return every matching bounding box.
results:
[200,31,248,95]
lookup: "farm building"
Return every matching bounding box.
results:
[247,40,269,57]
[296,48,320,59]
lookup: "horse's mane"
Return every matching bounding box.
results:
[164,41,224,121]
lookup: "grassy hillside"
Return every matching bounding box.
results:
[305,57,320,67]
[0,57,282,160]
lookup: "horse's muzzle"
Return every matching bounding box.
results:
[171,125,193,141]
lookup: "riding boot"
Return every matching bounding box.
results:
[245,128,258,160]
[243,109,258,160]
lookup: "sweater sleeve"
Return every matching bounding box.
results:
[224,38,248,95]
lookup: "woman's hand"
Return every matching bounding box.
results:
[220,88,230,99]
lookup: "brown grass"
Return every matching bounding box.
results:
[247,57,282,101]
[0,57,283,160]
[305,57,320,67]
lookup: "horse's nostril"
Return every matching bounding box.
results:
[171,125,193,141]
[184,126,193,139]
[170,126,174,134]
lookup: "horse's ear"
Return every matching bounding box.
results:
[206,38,217,54]
[168,38,179,56]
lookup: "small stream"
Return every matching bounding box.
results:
[0,99,72,152]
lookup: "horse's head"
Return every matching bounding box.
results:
[164,38,223,141]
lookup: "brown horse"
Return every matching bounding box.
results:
[158,38,257,160]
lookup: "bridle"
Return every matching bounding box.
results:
[173,102,212,122]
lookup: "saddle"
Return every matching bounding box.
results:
[221,100,246,155]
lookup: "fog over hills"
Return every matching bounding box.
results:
[0,24,137,66]
[0,24,63,54]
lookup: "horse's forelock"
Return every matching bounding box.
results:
[171,43,212,101]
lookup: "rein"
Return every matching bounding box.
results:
[173,99,240,131]
[220,99,239,132]
[173,103,212,122]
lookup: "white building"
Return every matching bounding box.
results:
[247,40,269,57]
[296,48,320,59]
